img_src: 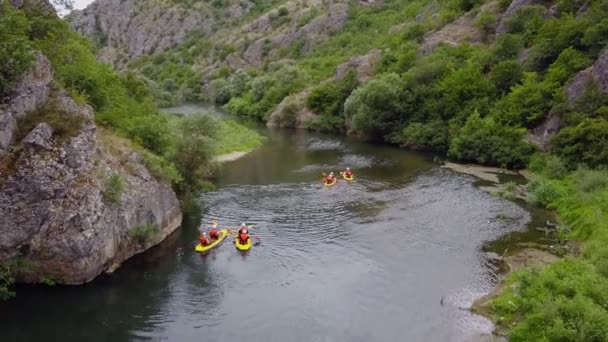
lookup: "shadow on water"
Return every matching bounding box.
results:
[0,124,553,342]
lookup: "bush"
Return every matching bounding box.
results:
[344,73,408,139]
[435,63,495,120]
[493,34,523,61]
[493,259,608,342]
[128,224,160,244]
[402,23,427,43]
[211,78,233,105]
[544,155,569,179]
[476,11,497,39]
[0,4,34,94]
[528,179,561,206]
[458,0,482,11]
[490,60,523,94]
[103,174,123,205]
[504,5,546,40]
[551,118,608,168]
[306,71,358,126]
[492,72,557,127]
[448,111,534,168]
[389,121,449,152]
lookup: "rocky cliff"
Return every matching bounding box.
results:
[0,53,182,285]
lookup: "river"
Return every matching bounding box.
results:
[0,106,549,341]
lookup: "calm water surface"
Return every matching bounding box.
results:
[1,123,546,342]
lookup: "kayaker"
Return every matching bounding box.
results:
[199,232,210,246]
[238,222,248,235]
[326,172,335,184]
[344,167,353,178]
[209,220,220,240]
[238,232,249,245]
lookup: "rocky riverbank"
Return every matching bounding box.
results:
[0,47,182,285]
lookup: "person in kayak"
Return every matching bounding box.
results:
[199,232,210,246]
[209,220,220,240]
[326,172,335,184]
[238,222,248,235]
[344,167,353,178]
[238,232,250,245]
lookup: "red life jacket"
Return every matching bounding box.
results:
[210,229,219,239]
[326,175,334,183]
[346,170,353,177]
[200,236,210,246]
[239,233,249,244]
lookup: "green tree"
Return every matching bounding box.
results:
[449,111,534,167]
[490,60,523,94]
[551,118,608,168]
[0,4,33,94]
[344,73,409,139]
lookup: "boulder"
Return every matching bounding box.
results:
[22,123,54,150]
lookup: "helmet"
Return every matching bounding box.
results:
[346,167,350,171]
[330,172,334,176]
[241,222,246,227]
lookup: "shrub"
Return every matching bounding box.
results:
[497,181,518,199]
[448,111,534,168]
[543,47,591,85]
[344,73,408,139]
[128,224,160,244]
[211,78,233,105]
[504,5,546,40]
[103,174,123,205]
[435,63,496,120]
[493,259,608,341]
[543,155,569,179]
[224,95,255,117]
[551,118,608,168]
[528,179,561,206]
[0,4,34,94]
[492,72,557,127]
[582,18,608,55]
[476,11,497,39]
[490,60,523,94]
[389,121,450,152]
[458,0,482,11]
[140,150,183,186]
[493,34,523,61]
[402,23,427,43]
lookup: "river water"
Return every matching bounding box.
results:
[0,109,547,341]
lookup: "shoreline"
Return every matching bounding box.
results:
[213,150,253,163]
[442,161,562,336]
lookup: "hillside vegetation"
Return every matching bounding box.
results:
[1,1,262,197]
[55,0,608,339]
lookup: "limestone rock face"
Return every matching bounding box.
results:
[567,49,608,103]
[70,0,212,59]
[0,54,53,157]
[0,56,182,285]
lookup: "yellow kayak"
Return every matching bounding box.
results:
[235,237,252,251]
[324,178,337,187]
[195,229,228,252]
[342,173,354,181]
